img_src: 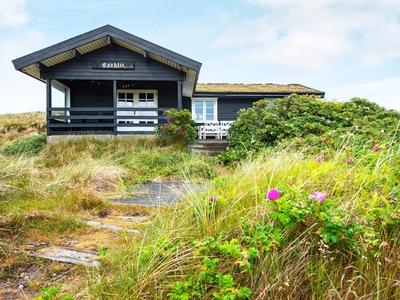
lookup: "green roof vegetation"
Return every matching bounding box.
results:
[195,83,323,94]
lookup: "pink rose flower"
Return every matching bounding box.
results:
[267,189,280,200]
[371,146,380,151]
[309,191,327,203]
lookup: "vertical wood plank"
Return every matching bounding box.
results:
[46,79,52,136]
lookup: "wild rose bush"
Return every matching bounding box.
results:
[88,136,400,299]
[155,109,197,147]
[221,95,400,163]
[166,148,400,299]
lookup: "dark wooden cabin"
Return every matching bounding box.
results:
[12,25,324,139]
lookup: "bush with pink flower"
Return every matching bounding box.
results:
[155,109,197,146]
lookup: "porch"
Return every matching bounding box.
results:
[47,106,172,135]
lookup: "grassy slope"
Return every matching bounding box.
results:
[1,112,399,299]
[0,112,46,144]
[0,113,219,299]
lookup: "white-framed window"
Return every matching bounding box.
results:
[117,89,158,131]
[191,98,218,122]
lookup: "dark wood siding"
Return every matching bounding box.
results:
[58,80,179,108]
[217,98,260,121]
[183,96,191,111]
[70,80,113,107]
[41,45,185,81]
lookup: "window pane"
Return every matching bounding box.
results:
[127,93,134,99]
[139,93,146,99]
[206,114,213,121]
[118,93,125,99]
[206,107,213,114]
[147,93,154,99]
[206,101,214,107]
[195,102,203,108]
[139,100,146,107]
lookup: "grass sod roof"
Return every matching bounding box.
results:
[195,83,324,95]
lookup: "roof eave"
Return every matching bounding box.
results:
[12,25,201,73]
[193,91,325,98]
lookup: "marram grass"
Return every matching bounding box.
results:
[87,142,400,299]
[1,113,399,299]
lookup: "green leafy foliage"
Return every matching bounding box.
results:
[266,187,362,249]
[2,133,46,156]
[155,109,197,146]
[222,95,400,162]
[34,286,74,300]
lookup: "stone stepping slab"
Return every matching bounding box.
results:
[110,181,207,206]
[29,246,100,267]
[84,220,140,233]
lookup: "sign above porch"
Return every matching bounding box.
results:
[92,61,135,70]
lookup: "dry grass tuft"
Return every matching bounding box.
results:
[0,112,46,145]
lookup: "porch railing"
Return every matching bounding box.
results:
[47,107,173,136]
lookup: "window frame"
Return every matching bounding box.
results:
[191,98,218,122]
[116,89,158,130]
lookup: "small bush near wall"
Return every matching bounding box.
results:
[2,133,47,156]
[155,109,197,147]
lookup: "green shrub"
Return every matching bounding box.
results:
[222,95,400,162]
[155,109,197,146]
[2,133,46,156]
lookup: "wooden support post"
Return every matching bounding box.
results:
[46,79,52,136]
[113,80,117,135]
[177,81,183,110]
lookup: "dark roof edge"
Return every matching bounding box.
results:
[12,25,202,72]
[193,91,326,98]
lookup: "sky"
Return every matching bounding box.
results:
[1,0,400,113]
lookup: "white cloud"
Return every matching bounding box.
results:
[213,0,400,71]
[327,77,400,111]
[1,29,46,60]
[0,0,29,28]
[0,30,47,114]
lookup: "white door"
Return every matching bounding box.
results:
[117,92,134,132]
[117,90,158,132]
[137,91,157,132]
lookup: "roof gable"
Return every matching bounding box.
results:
[12,25,202,97]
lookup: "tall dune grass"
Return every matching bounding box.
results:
[1,111,399,298]
[0,136,217,243]
[87,140,400,299]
